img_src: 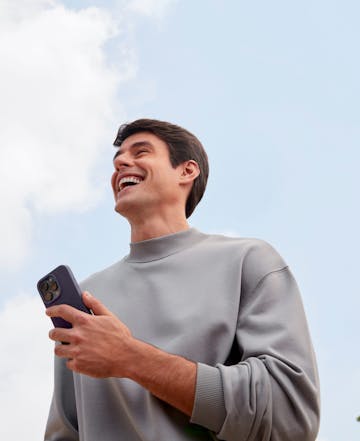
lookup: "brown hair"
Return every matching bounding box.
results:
[113,119,209,218]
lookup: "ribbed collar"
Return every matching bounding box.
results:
[125,228,207,263]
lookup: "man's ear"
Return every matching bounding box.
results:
[179,160,200,185]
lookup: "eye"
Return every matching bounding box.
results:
[135,149,148,156]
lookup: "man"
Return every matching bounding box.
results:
[45,119,320,441]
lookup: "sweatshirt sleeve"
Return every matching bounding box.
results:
[44,354,79,441]
[191,262,320,441]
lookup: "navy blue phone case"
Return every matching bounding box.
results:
[37,265,91,328]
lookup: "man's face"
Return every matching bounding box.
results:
[111,132,185,219]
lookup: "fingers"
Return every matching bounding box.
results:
[46,292,111,324]
[82,291,113,317]
[49,327,73,344]
[46,303,84,325]
[54,341,77,367]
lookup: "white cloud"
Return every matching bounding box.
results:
[0,0,55,24]
[0,1,125,269]
[0,293,54,440]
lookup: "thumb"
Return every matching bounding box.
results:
[82,291,112,316]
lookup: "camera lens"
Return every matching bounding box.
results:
[43,291,54,302]
[48,277,58,292]
[40,280,49,294]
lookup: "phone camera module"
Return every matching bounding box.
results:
[40,276,60,303]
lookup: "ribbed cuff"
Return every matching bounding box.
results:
[190,363,226,433]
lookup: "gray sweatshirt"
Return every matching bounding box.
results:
[45,228,320,441]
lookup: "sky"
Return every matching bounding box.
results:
[0,0,359,439]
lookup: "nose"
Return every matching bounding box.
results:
[113,151,133,171]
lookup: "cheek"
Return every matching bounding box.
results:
[110,172,117,191]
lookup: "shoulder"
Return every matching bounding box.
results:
[200,232,287,293]
[201,232,284,263]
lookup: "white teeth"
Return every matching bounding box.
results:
[118,176,143,191]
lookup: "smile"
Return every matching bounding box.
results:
[118,176,144,192]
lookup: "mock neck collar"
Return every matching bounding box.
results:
[125,228,206,263]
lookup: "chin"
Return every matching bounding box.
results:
[114,199,137,218]
[114,199,125,214]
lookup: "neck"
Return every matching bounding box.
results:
[128,216,190,243]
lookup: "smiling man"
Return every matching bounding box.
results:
[45,119,320,441]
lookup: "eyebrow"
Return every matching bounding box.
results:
[113,141,154,161]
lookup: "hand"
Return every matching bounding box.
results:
[47,292,134,378]
[47,292,196,416]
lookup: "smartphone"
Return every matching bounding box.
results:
[37,265,91,328]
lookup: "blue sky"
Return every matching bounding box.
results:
[0,1,359,440]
